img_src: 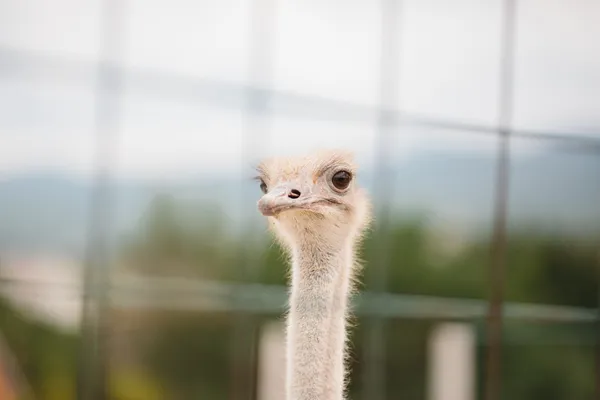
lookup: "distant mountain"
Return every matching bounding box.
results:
[0,150,598,255]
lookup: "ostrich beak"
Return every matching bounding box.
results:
[258,183,313,217]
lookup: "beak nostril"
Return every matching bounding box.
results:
[288,189,301,199]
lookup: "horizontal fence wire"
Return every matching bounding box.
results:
[1,45,600,149]
[0,277,597,324]
[1,2,599,398]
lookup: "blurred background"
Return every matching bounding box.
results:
[0,0,599,399]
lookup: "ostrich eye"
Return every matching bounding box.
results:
[259,180,268,194]
[331,170,352,190]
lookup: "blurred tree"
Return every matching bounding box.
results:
[142,312,233,399]
[121,194,238,280]
[0,299,77,400]
[111,200,599,399]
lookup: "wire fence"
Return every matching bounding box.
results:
[1,0,599,399]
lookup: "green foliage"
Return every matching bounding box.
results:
[0,299,77,399]
[2,197,598,399]
[119,201,598,399]
[121,194,239,280]
[142,312,233,399]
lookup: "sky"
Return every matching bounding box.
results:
[0,0,599,179]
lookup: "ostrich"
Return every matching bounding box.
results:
[255,150,371,400]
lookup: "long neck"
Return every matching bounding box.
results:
[286,240,354,400]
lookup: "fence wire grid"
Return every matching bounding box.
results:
[1,0,600,400]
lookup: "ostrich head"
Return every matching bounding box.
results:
[256,150,371,400]
[255,150,371,251]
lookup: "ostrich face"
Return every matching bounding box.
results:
[255,150,370,244]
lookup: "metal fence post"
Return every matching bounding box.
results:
[484,1,517,400]
[231,1,277,399]
[362,1,402,399]
[596,246,600,399]
[77,1,126,399]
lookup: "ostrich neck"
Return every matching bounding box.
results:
[286,239,353,400]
